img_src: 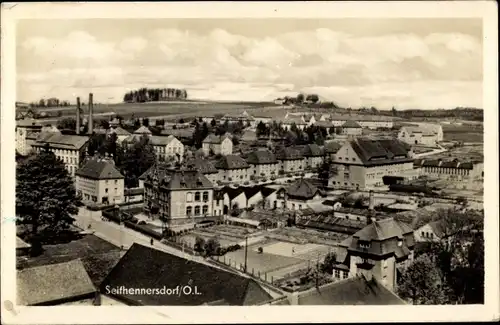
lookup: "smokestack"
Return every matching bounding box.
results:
[76,97,81,135]
[368,190,374,211]
[88,93,93,134]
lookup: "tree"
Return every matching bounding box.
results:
[204,238,221,257]
[120,135,156,187]
[143,118,150,127]
[320,252,338,274]
[56,118,76,131]
[194,236,206,253]
[87,133,107,157]
[99,119,110,129]
[296,93,305,103]
[16,148,81,241]
[397,254,449,304]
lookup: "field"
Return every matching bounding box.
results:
[429,144,483,162]
[442,124,483,143]
[28,101,283,121]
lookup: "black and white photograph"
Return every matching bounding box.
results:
[1,2,498,323]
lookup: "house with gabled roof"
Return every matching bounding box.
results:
[123,133,184,162]
[341,120,363,136]
[100,243,273,305]
[185,158,220,185]
[31,133,90,177]
[76,157,125,205]
[141,164,217,223]
[276,146,305,174]
[17,259,98,306]
[329,137,415,190]
[245,150,279,179]
[215,155,250,183]
[202,133,233,156]
[107,126,131,144]
[266,274,406,305]
[398,123,443,146]
[299,143,325,169]
[276,178,327,211]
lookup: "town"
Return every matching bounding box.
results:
[15,92,484,306]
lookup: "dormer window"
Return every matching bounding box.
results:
[398,240,403,247]
[359,241,371,249]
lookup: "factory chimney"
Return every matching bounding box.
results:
[368,190,374,211]
[88,93,93,134]
[76,97,81,135]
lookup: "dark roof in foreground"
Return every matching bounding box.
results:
[100,244,273,306]
[76,159,124,180]
[17,259,96,306]
[268,275,406,305]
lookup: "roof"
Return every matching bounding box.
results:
[414,159,475,170]
[292,276,406,305]
[314,120,334,128]
[215,155,250,169]
[353,218,414,242]
[300,144,324,157]
[150,135,180,146]
[348,138,413,166]
[17,236,31,249]
[133,126,152,135]
[276,147,304,160]
[76,159,124,180]
[142,164,213,190]
[241,130,257,141]
[281,116,307,125]
[124,187,145,196]
[186,158,218,174]
[108,126,131,136]
[342,120,362,128]
[161,128,195,138]
[17,119,42,128]
[245,150,278,165]
[100,244,273,305]
[324,141,342,154]
[203,133,232,144]
[401,123,442,136]
[286,178,324,200]
[222,186,246,200]
[32,133,89,150]
[17,259,96,306]
[426,220,446,238]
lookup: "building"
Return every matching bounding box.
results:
[413,158,483,186]
[17,259,98,306]
[142,164,215,224]
[300,144,324,170]
[278,178,326,211]
[280,115,307,131]
[398,124,443,146]
[415,220,445,242]
[241,129,258,143]
[341,120,363,136]
[340,218,415,291]
[215,155,250,183]
[75,158,125,205]
[245,150,279,179]
[324,141,342,160]
[202,133,233,156]
[100,243,273,305]
[133,125,153,136]
[267,275,406,305]
[123,133,184,162]
[276,147,305,174]
[16,119,43,155]
[186,158,220,185]
[222,186,248,212]
[31,133,90,177]
[328,138,415,190]
[327,114,395,129]
[107,126,131,144]
[220,110,256,127]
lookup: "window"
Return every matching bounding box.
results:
[359,241,371,249]
[335,269,340,278]
[343,271,348,279]
[105,188,108,193]
[115,188,118,193]
[202,205,208,215]
[194,206,200,215]
[186,207,192,216]
[115,180,118,184]
[203,192,209,202]
[195,192,201,201]
[106,180,109,184]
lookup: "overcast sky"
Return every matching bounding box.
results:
[17,18,483,109]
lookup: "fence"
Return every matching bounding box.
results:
[209,255,278,287]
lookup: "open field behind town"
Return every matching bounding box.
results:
[442,124,483,143]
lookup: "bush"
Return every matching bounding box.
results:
[204,238,221,257]
[124,221,163,240]
[258,247,263,254]
[270,176,276,181]
[194,236,206,253]
[138,220,146,225]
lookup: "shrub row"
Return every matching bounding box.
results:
[124,221,163,240]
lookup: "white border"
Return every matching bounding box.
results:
[1,1,499,323]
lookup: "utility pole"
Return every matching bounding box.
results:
[115,205,123,250]
[243,235,248,273]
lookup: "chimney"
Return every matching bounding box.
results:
[88,93,93,134]
[368,190,374,211]
[76,97,81,135]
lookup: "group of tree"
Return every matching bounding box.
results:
[16,145,82,253]
[28,98,71,108]
[194,236,221,257]
[397,208,484,304]
[123,88,188,103]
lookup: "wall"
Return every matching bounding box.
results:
[170,189,214,219]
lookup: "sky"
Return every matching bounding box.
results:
[16,18,483,109]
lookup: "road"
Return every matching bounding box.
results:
[414,144,447,158]
[74,208,209,265]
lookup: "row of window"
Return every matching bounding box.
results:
[186,205,209,216]
[61,156,78,164]
[186,191,209,202]
[334,269,349,279]
[421,231,434,239]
